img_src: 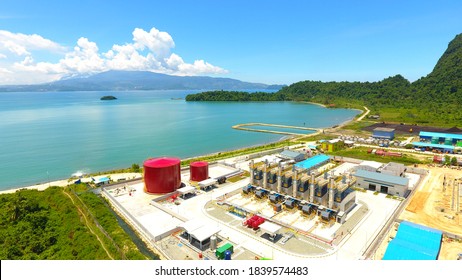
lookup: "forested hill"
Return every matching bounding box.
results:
[186,34,462,126]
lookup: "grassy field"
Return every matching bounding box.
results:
[180,139,296,166]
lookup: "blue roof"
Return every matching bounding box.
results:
[383,221,442,260]
[93,177,110,183]
[354,169,409,186]
[295,154,330,170]
[419,131,462,140]
[412,142,454,150]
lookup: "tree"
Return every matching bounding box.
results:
[451,156,458,166]
[131,163,140,172]
[444,155,451,165]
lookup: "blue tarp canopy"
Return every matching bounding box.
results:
[383,221,442,260]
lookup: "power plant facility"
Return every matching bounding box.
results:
[248,155,357,224]
[102,145,427,261]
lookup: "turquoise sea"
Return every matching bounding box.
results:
[0,90,360,190]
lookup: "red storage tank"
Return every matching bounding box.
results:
[190,161,209,182]
[144,157,181,194]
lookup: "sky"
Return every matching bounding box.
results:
[0,0,461,85]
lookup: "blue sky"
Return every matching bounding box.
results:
[0,0,461,85]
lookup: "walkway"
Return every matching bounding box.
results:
[357,106,370,121]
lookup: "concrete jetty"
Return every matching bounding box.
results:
[232,122,321,136]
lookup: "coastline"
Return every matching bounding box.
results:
[300,101,327,108]
[0,173,142,195]
[0,103,363,195]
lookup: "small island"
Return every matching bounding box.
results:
[100,95,117,101]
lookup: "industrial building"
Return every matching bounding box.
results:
[278,149,305,162]
[354,169,409,197]
[372,127,395,140]
[379,162,406,176]
[418,131,462,145]
[413,131,462,153]
[320,139,344,152]
[247,155,356,224]
[356,161,383,173]
[143,157,181,194]
[294,154,330,171]
[383,221,442,260]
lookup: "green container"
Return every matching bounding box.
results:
[445,138,453,145]
[431,137,439,144]
[216,243,234,259]
[457,141,462,147]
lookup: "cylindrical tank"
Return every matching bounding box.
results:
[190,161,209,182]
[144,157,181,194]
[210,236,217,251]
[224,250,232,260]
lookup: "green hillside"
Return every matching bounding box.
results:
[186,34,462,127]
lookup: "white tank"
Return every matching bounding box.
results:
[210,236,217,251]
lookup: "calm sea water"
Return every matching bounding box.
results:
[0,90,360,190]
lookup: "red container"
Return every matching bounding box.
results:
[190,161,209,182]
[144,157,181,194]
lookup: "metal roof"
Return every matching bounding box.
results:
[280,150,304,159]
[295,154,330,170]
[93,177,110,183]
[189,225,221,243]
[178,185,196,195]
[419,131,462,140]
[198,178,217,187]
[360,160,383,169]
[354,169,409,186]
[373,127,395,132]
[259,221,282,235]
[383,221,442,260]
[412,142,454,150]
[181,219,203,233]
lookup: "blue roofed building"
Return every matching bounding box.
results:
[414,131,462,152]
[383,221,442,260]
[294,154,330,171]
[372,127,395,140]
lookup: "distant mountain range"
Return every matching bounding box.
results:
[0,70,285,92]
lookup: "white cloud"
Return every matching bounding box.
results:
[0,53,6,59]
[132,27,174,59]
[0,27,227,85]
[0,30,66,55]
